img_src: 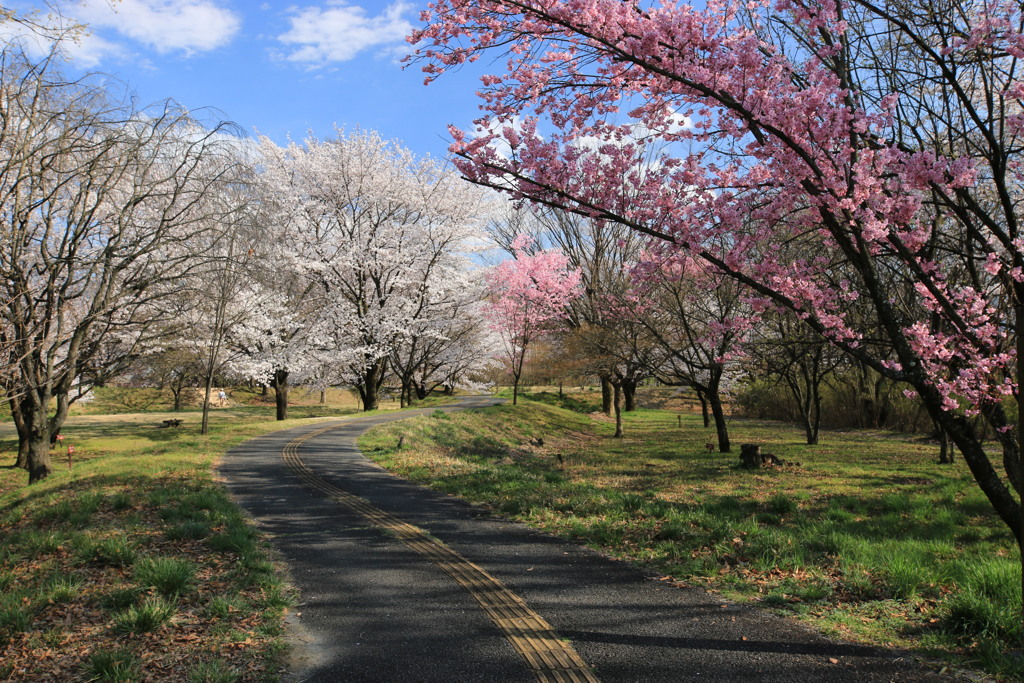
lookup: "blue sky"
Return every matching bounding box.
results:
[11,1,488,160]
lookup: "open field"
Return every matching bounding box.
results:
[359,389,1023,680]
[0,386,405,682]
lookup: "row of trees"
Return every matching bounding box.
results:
[0,35,495,483]
[412,0,1024,618]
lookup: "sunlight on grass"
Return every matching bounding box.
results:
[360,390,1023,680]
[0,393,367,681]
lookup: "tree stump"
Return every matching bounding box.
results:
[740,443,762,469]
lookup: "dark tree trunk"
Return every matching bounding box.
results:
[622,377,637,412]
[1016,301,1024,634]
[938,432,953,464]
[601,377,612,415]
[359,360,387,411]
[695,388,710,428]
[26,403,52,483]
[320,388,327,404]
[808,376,822,445]
[272,369,289,421]
[612,381,623,438]
[707,376,731,453]
[171,386,183,412]
[9,395,30,470]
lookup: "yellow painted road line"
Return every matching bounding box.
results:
[281,422,600,683]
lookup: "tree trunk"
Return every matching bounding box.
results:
[171,386,183,412]
[320,388,327,404]
[601,377,612,415]
[272,369,289,421]
[612,381,623,438]
[938,431,953,464]
[415,382,429,400]
[27,405,52,483]
[695,388,710,428]
[808,374,822,445]
[707,379,731,453]
[9,395,30,470]
[360,360,386,411]
[622,377,637,412]
[201,382,214,436]
[1016,301,1024,634]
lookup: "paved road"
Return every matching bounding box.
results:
[219,397,958,682]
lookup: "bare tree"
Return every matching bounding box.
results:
[0,46,245,481]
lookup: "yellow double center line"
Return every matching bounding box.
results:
[282,421,600,683]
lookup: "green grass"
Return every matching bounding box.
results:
[133,556,197,597]
[359,391,1023,680]
[188,658,240,683]
[86,647,142,682]
[0,388,368,681]
[110,596,177,635]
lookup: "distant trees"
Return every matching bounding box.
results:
[634,254,752,453]
[484,234,581,405]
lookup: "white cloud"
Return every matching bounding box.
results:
[277,1,412,66]
[74,0,241,56]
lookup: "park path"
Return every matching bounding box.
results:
[219,397,958,683]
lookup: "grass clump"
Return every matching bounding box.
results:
[78,536,138,568]
[109,597,176,635]
[86,647,142,682]
[100,586,144,612]
[188,659,239,683]
[133,556,196,597]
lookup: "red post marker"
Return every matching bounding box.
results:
[67,444,74,471]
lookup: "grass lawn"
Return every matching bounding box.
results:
[359,389,1024,680]
[0,385,396,682]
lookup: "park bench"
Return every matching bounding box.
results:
[161,418,184,428]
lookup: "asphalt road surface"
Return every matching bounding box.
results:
[219,396,959,683]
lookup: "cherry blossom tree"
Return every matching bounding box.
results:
[485,234,581,404]
[256,129,490,411]
[413,0,1024,560]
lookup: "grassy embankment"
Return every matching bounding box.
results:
[359,390,1023,680]
[0,386,386,682]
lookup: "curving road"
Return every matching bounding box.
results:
[219,397,957,682]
